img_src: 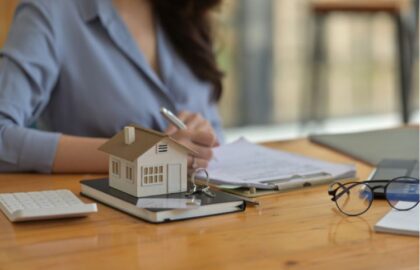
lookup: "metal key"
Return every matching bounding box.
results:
[185,168,216,198]
[200,186,216,198]
[185,185,199,197]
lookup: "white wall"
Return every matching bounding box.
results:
[109,157,138,196]
[136,138,188,197]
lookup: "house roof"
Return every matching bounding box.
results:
[98,124,197,161]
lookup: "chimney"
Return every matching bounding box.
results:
[124,126,135,145]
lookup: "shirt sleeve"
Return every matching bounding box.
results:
[0,1,61,173]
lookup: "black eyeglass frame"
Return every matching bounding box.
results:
[328,177,420,216]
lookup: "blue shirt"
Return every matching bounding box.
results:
[0,0,224,173]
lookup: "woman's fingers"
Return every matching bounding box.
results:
[189,141,213,160]
[165,111,219,147]
[191,130,217,148]
[177,111,191,122]
[164,111,206,135]
[184,113,205,131]
[164,111,191,135]
[170,130,213,160]
[195,121,219,146]
[187,155,209,174]
[187,155,209,169]
[165,124,178,135]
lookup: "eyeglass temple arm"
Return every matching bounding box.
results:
[328,182,348,201]
[329,182,360,201]
[329,179,393,199]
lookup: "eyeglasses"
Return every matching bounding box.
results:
[328,177,419,216]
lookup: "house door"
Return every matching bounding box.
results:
[167,164,181,193]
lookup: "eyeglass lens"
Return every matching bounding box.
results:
[335,183,373,216]
[386,177,419,210]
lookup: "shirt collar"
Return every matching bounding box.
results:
[77,0,175,103]
[78,0,114,25]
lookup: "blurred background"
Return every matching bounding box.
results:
[1,0,419,142]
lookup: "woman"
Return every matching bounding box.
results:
[0,0,224,173]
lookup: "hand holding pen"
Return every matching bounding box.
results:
[161,107,219,173]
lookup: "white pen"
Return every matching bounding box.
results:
[160,107,187,130]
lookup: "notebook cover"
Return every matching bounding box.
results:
[367,159,419,199]
[309,127,419,165]
[80,178,245,222]
[374,204,419,236]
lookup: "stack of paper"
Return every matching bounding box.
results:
[374,202,419,236]
[204,138,356,190]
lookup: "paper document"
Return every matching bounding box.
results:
[374,202,419,236]
[203,138,355,189]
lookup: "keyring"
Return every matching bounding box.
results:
[190,167,209,187]
[186,168,215,198]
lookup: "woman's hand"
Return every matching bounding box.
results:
[165,111,219,173]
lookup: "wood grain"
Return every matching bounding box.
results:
[0,0,18,47]
[0,138,418,270]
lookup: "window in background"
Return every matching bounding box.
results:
[216,0,418,129]
[1,0,418,130]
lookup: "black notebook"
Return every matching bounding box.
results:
[80,178,246,223]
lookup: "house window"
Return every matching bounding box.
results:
[142,165,164,185]
[126,166,133,182]
[111,160,120,177]
[156,143,168,153]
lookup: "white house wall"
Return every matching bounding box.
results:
[137,138,188,197]
[109,156,138,197]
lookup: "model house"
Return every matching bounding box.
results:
[98,125,195,197]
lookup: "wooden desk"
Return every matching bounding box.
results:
[0,139,418,270]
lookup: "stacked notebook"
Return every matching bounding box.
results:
[374,203,419,236]
[80,178,246,223]
[309,127,419,165]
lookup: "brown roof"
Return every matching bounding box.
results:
[98,124,196,161]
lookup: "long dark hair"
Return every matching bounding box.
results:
[152,0,223,101]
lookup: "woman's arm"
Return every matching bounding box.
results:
[0,2,61,173]
[0,2,221,173]
[52,110,220,173]
[52,135,108,173]
[51,107,220,173]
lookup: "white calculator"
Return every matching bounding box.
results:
[0,189,97,222]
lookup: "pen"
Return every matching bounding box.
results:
[160,107,187,130]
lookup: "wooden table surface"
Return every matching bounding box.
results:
[0,138,418,270]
